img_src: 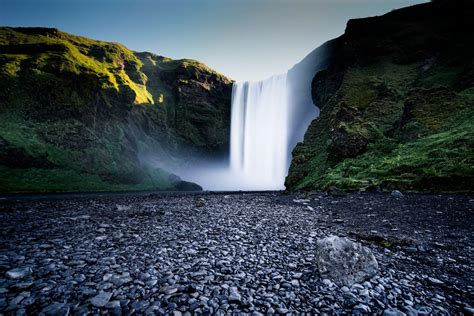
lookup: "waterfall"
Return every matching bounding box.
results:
[230,75,290,190]
[164,41,335,191]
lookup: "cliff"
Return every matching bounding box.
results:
[286,0,474,192]
[0,27,232,193]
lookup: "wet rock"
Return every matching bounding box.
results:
[90,292,112,307]
[427,277,444,285]
[383,308,406,316]
[463,306,474,315]
[41,302,70,315]
[194,197,205,207]
[11,281,33,290]
[228,287,241,303]
[353,304,371,313]
[0,192,470,314]
[417,306,432,315]
[159,285,178,295]
[175,181,203,191]
[290,279,300,287]
[391,190,404,198]
[277,307,289,314]
[6,267,32,279]
[110,273,132,287]
[105,300,121,309]
[327,186,346,197]
[315,236,378,286]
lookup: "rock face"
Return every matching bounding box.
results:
[0,27,232,193]
[315,236,378,286]
[286,0,474,192]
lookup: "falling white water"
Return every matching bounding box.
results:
[230,75,290,190]
[156,41,335,191]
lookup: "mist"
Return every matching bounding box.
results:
[143,41,336,191]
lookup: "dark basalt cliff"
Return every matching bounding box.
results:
[0,27,232,193]
[286,0,474,192]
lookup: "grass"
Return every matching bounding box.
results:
[315,115,473,191]
[286,11,474,194]
[0,112,174,193]
[0,166,173,193]
[0,27,231,193]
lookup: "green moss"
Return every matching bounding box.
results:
[293,106,474,192]
[0,112,176,193]
[286,1,474,192]
[0,27,158,103]
[0,27,231,193]
[0,166,173,193]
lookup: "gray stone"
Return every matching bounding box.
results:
[402,305,419,315]
[41,302,70,315]
[111,274,132,287]
[159,285,178,295]
[228,287,241,303]
[105,300,121,309]
[6,267,32,279]
[315,236,378,286]
[353,304,371,313]
[417,306,432,315]
[427,277,444,285]
[383,308,406,316]
[391,190,404,198]
[322,279,333,286]
[90,292,112,307]
[11,282,33,290]
[290,279,300,287]
[146,279,158,287]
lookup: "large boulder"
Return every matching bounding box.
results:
[315,236,378,286]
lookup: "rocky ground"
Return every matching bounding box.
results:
[0,191,472,315]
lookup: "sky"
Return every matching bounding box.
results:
[1,0,428,81]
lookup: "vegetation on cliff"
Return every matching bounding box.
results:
[0,27,232,193]
[286,0,474,192]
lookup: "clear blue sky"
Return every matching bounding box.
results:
[1,0,428,81]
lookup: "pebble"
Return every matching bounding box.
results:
[383,308,405,316]
[5,268,32,280]
[353,304,371,313]
[228,288,242,303]
[40,302,69,315]
[90,292,112,307]
[391,190,404,198]
[427,277,444,285]
[463,306,474,314]
[0,192,467,314]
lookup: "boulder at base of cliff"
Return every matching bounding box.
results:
[315,235,378,286]
[174,180,203,191]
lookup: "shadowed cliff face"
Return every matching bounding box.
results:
[286,0,474,192]
[0,27,232,193]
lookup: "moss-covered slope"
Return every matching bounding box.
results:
[0,27,232,193]
[286,0,474,192]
